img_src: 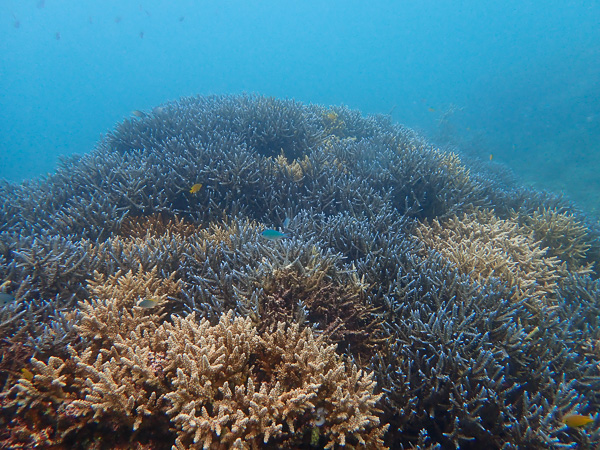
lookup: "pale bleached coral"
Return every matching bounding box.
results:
[69,330,170,431]
[415,209,561,311]
[515,207,596,274]
[119,213,200,239]
[6,304,386,448]
[165,312,387,449]
[79,265,180,343]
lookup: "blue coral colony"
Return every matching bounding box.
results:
[0,95,599,448]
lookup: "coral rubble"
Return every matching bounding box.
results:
[1,94,599,448]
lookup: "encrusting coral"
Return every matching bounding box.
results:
[1,94,600,448]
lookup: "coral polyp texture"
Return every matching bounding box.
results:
[1,94,599,449]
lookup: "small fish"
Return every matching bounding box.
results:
[326,111,338,121]
[562,414,594,428]
[178,16,185,22]
[283,217,291,228]
[20,368,33,381]
[189,183,202,194]
[0,293,15,306]
[115,16,122,23]
[55,31,61,40]
[260,229,288,240]
[132,110,147,118]
[139,31,144,39]
[428,107,436,112]
[489,154,493,161]
[137,299,158,309]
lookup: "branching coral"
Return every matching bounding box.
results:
[415,209,561,311]
[165,312,387,449]
[120,213,200,239]
[515,207,597,274]
[2,94,600,449]
[372,247,600,449]
[4,307,386,448]
[254,260,385,362]
[80,265,180,343]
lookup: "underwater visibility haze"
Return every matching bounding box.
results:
[1,1,600,449]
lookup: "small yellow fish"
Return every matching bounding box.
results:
[562,414,594,428]
[137,299,158,309]
[20,368,33,381]
[326,111,338,121]
[489,154,493,161]
[189,183,202,194]
[428,107,436,112]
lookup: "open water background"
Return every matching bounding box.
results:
[1,0,599,214]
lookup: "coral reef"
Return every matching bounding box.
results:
[1,94,600,448]
[515,206,598,273]
[2,306,385,448]
[414,209,561,312]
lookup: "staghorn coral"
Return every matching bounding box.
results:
[120,213,200,239]
[515,206,597,274]
[165,312,387,449]
[2,94,600,448]
[415,209,561,311]
[80,265,180,343]
[273,153,310,184]
[4,306,386,448]
[373,246,600,449]
[87,265,181,308]
[253,257,385,362]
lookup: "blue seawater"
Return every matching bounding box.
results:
[1,0,599,211]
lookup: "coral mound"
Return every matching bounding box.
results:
[1,94,600,449]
